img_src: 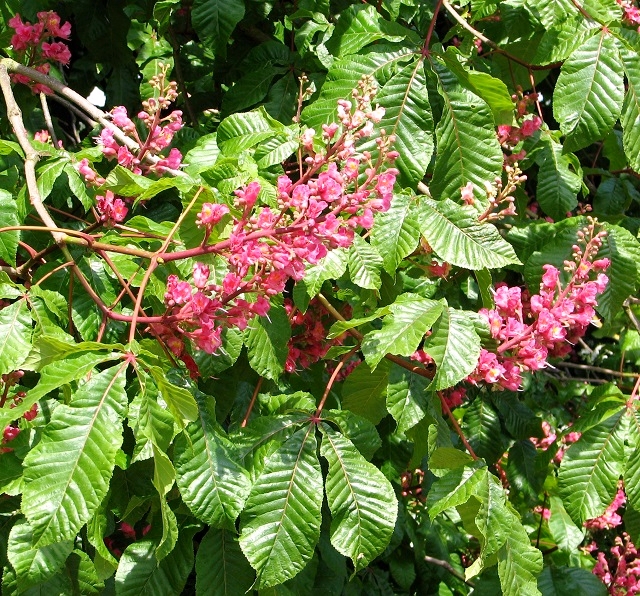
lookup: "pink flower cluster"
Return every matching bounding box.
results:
[96,190,128,227]
[9,12,71,94]
[590,533,640,595]
[531,420,581,464]
[154,81,398,364]
[618,0,640,28]
[284,299,348,373]
[585,489,627,531]
[91,66,183,177]
[1,370,37,454]
[468,219,609,391]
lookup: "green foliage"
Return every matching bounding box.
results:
[1,0,640,594]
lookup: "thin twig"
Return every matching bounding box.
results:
[423,555,474,586]
[241,377,264,428]
[39,92,58,146]
[556,361,640,379]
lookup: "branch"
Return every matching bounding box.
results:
[423,555,475,586]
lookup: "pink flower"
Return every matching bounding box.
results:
[41,41,71,65]
[111,106,136,132]
[96,190,128,226]
[164,275,192,306]
[235,182,261,209]
[192,263,210,289]
[197,203,229,228]
[520,115,542,137]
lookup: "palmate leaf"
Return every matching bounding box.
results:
[6,519,73,593]
[0,298,32,376]
[558,409,627,524]
[553,31,624,153]
[195,529,254,596]
[360,293,443,369]
[422,306,481,391]
[370,193,422,275]
[319,424,398,571]
[239,425,323,588]
[174,395,251,529]
[417,198,521,270]
[21,363,129,547]
[429,59,504,204]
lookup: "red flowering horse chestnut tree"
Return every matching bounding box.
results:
[1,2,640,594]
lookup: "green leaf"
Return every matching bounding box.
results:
[558,408,627,524]
[151,445,179,561]
[0,194,19,266]
[418,198,521,270]
[222,65,284,114]
[64,164,94,210]
[239,425,323,588]
[36,157,67,201]
[430,59,504,204]
[66,549,105,595]
[548,496,586,552]
[348,235,383,290]
[537,565,607,596]
[370,193,422,275]
[386,364,430,434]
[301,49,414,129]
[359,59,434,186]
[319,424,398,571]
[184,133,220,176]
[174,397,251,529]
[114,525,197,596]
[191,0,245,58]
[597,223,640,323]
[324,5,407,57]
[423,307,481,391]
[0,298,32,376]
[536,137,582,220]
[217,107,283,156]
[22,363,129,546]
[462,397,505,464]
[301,248,348,297]
[322,410,382,461]
[148,367,199,423]
[553,32,624,153]
[441,48,514,125]
[244,304,291,380]
[7,519,73,593]
[342,359,391,424]
[506,440,544,500]
[1,350,116,429]
[361,293,443,369]
[621,48,640,172]
[428,466,485,519]
[195,529,254,596]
